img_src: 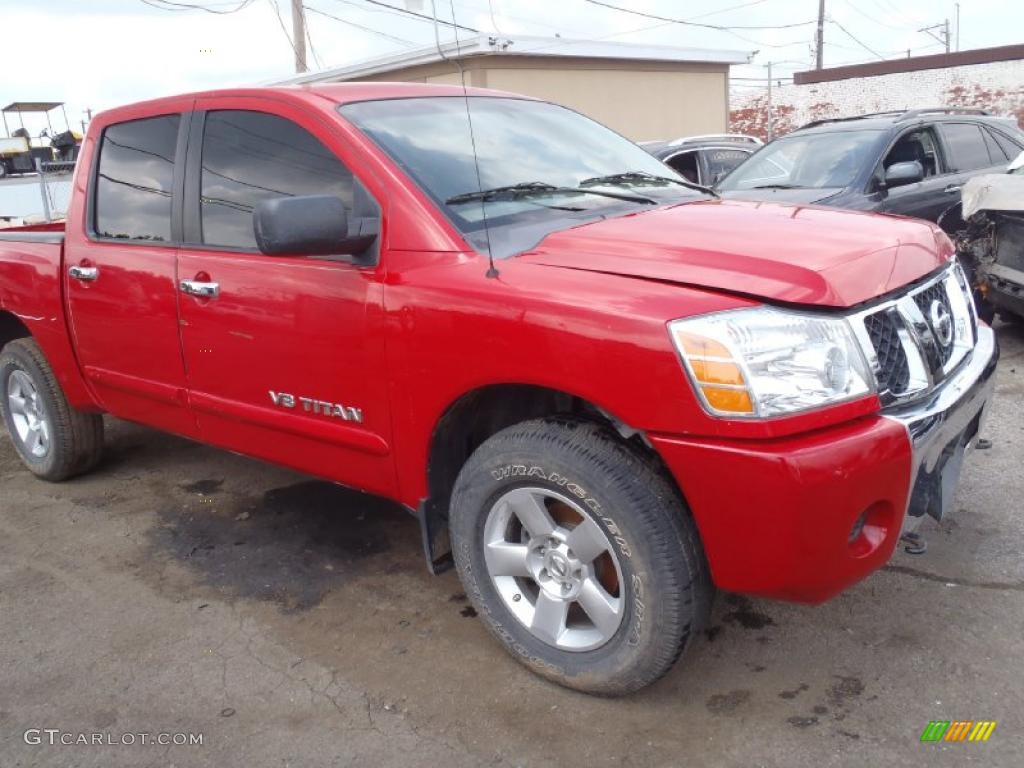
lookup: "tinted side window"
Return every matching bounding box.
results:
[990,129,1023,162]
[665,150,699,183]
[95,114,180,241]
[981,127,1008,163]
[200,111,354,249]
[704,149,750,183]
[940,123,993,171]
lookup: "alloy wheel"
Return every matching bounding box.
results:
[7,369,50,458]
[482,486,624,651]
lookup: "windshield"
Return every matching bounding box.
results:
[340,97,704,256]
[717,129,883,191]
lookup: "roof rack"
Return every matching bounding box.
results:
[798,111,906,130]
[896,106,989,122]
[667,133,763,147]
[799,106,991,131]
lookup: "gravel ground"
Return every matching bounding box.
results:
[1,321,1022,767]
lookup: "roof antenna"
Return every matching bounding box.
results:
[430,0,498,278]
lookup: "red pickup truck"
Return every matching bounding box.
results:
[0,84,998,695]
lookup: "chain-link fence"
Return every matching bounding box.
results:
[35,158,76,221]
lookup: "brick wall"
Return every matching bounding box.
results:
[730,57,1024,140]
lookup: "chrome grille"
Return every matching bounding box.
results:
[850,262,977,404]
[863,311,910,394]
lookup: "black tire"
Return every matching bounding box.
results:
[0,338,103,481]
[449,418,711,696]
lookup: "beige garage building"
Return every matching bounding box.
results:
[274,35,751,142]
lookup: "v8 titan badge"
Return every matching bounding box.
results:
[269,391,363,423]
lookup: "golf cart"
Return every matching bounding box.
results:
[0,102,82,179]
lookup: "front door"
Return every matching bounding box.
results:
[875,126,954,223]
[175,102,394,496]
[64,107,198,437]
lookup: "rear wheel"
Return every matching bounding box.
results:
[0,338,103,481]
[449,418,711,695]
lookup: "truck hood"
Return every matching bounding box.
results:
[518,199,951,308]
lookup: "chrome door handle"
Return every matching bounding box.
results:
[944,184,961,193]
[180,280,220,299]
[68,265,99,282]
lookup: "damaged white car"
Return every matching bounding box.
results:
[950,150,1024,322]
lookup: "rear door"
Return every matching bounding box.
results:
[175,98,395,496]
[937,121,1009,191]
[64,103,199,436]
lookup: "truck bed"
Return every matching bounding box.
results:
[0,221,65,242]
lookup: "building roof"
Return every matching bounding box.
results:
[794,43,1024,85]
[271,34,752,85]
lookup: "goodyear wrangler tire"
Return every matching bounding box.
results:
[449,418,710,695]
[0,338,104,481]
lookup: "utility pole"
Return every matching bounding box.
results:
[815,0,825,69]
[291,0,308,73]
[955,3,960,51]
[918,21,950,54]
[766,61,773,140]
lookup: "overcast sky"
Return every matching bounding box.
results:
[0,0,1018,136]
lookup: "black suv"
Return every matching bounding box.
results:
[716,108,1024,227]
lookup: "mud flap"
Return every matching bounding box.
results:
[418,498,453,575]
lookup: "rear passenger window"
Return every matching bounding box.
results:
[94,114,180,241]
[939,123,993,171]
[990,129,1023,162]
[981,127,1007,162]
[200,111,354,249]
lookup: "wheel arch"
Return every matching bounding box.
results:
[418,382,681,573]
[0,310,32,353]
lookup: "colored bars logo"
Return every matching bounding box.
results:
[921,721,997,742]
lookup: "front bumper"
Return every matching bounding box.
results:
[885,324,999,529]
[650,325,999,603]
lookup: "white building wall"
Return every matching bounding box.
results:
[730,58,1024,139]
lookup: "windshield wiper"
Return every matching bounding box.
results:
[580,170,719,198]
[749,183,806,190]
[445,181,656,206]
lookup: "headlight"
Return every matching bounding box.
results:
[669,307,874,418]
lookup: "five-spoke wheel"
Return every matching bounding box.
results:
[6,369,51,458]
[483,487,623,651]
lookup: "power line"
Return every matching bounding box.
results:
[580,0,817,48]
[267,0,304,63]
[349,0,477,32]
[828,17,885,60]
[304,5,419,46]
[304,11,324,68]
[686,0,770,21]
[137,0,256,13]
[840,0,913,32]
[582,0,817,31]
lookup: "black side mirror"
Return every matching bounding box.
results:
[883,160,924,189]
[253,195,376,257]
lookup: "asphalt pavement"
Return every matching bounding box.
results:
[1,321,1023,767]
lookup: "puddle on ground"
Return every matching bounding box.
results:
[146,479,414,612]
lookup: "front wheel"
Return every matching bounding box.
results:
[449,418,711,695]
[0,338,104,481]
